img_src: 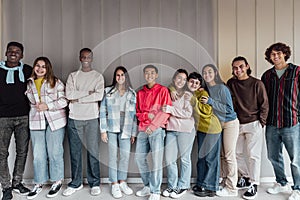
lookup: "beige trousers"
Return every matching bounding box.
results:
[236,120,264,185]
[220,118,239,191]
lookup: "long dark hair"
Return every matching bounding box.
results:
[107,66,132,94]
[202,64,225,85]
[170,68,188,92]
[31,57,57,88]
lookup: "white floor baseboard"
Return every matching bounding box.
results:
[22,176,294,185]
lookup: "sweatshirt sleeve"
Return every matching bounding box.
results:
[47,80,68,111]
[99,91,108,133]
[191,90,213,117]
[257,81,269,127]
[136,89,150,123]
[207,85,233,118]
[65,73,89,100]
[165,92,193,118]
[148,87,172,131]
[78,74,105,103]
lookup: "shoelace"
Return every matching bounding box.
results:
[166,187,173,193]
[121,183,129,190]
[50,183,61,190]
[238,178,245,186]
[32,185,42,192]
[247,185,256,194]
[173,187,181,194]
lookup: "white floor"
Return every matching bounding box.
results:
[4,183,293,200]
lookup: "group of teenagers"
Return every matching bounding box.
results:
[0,41,299,200]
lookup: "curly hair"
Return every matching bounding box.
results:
[264,42,291,64]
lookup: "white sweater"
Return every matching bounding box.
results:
[66,69,104,120]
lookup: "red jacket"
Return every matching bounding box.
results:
[136,83,172,131]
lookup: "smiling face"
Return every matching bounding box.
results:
[270,50,286,67]
[5,46,23,67]
[232,60,250,80]
[144,67,158,86]
[116,69,126,85]
[80,50,93,69]
[202,66,216,86]
[187,78,201,92]
[34,60,47,78]
[173,72,187,90]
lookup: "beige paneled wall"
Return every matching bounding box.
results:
[217,0,299,179]
[2,0,298,182]
[218,0,299,80]
[2,0,216,181]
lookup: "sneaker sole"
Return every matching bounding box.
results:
[13,189,29,196]
[135,193,150,197]
[62,185,83,196]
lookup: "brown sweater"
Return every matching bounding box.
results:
[227,76,269,126]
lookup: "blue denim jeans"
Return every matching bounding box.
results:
[266,123,300,190]
[30,123,65,184]
[0,116,29,189]
[108,132,131,183]
[197,131,221,191]
[67,118,100,188]
[135,128,165,194]
[165,130,195,189]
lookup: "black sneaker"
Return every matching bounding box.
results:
[47,182,62,198]
[194,186,216,197]
[192,185,201,192]
[237,177,251,189]
[2,187,13,200]
[170,188,187,198]
[12,183,30,195]
[27,185,43,200]
[243,184,257,200]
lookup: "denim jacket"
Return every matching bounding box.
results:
[100,86,137,138]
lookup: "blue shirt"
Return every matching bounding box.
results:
[207,84,237,122]
[100,86,137,138]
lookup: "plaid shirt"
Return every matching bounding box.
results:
[100,86,137,138]
[26,78,68,131]
[261,63,300,128]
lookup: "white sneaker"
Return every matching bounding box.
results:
[289,190,300,200]
[162,187,173,197]
[62,185,83,196]
[136,186,151,197]
[119,182,133,195]
[216,187,238,197]
[27,185,43,199]
[148,193,160,200]
[267,182,290,194]
[91,186,101,196]
[112,184,122,198]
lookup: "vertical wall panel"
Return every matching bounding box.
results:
[197,0,217,65]
[275,0,294,61]
[256,0,275,77]
[2,0,23,49]
[43,0,63,78]
[81,0,102,50]
[236,0,256,75]
[119,0,142,90]
[294,0,300,65]
[61,0,81,81]
[218,0,236,80]
[23,0,43,65]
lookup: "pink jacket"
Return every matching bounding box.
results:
[26,78,68,131]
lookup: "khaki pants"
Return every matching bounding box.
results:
[236,120,264,185]
[220,118,239,191]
